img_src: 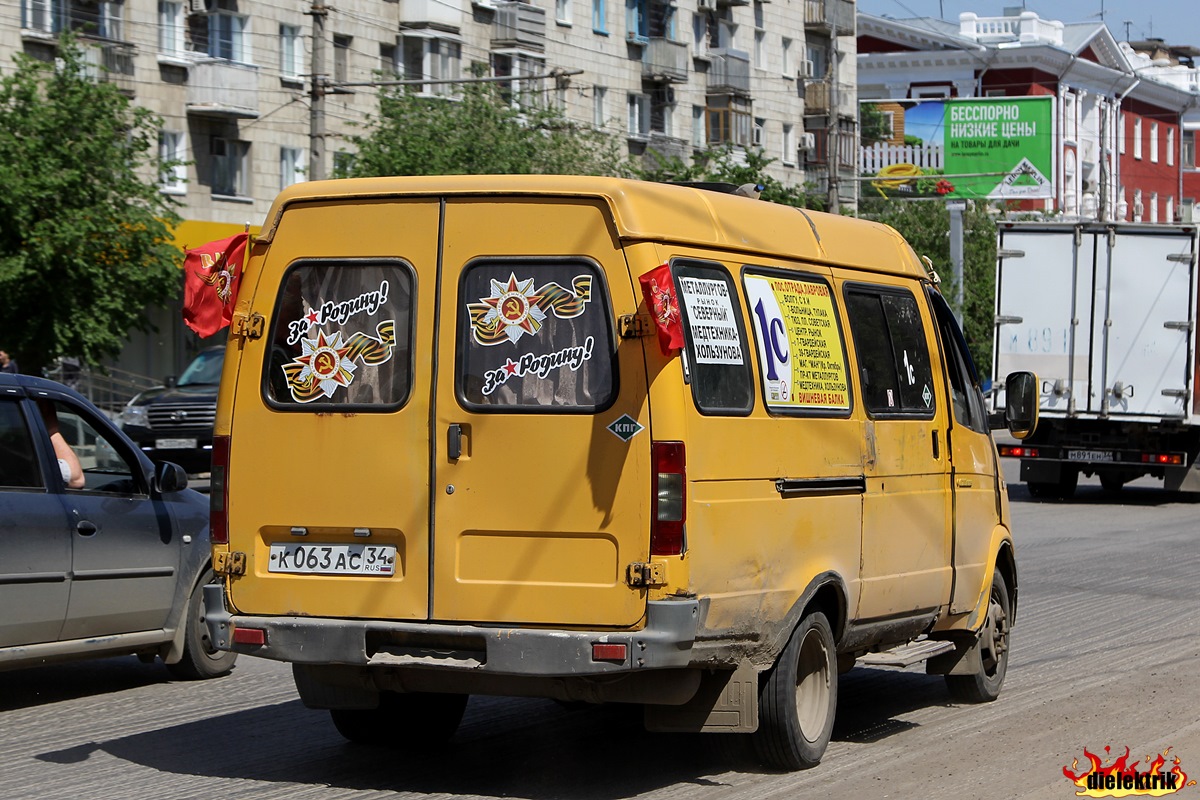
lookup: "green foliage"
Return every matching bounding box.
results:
[859,103,891,145]
[343,81,627,178]
[0,35,182,375]
[856,198,998,373]
[634,143,824,211]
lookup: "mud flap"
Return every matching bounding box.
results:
[925,638,984,676]
[643,659,760,733]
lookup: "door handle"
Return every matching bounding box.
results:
[447,424,463,461]
[76,520,98,536]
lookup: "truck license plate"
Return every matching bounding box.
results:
[155,438,197,449]
[268,543,396,576]
[1067,449,1114,462]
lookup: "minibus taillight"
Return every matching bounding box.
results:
[211,435,230,545]
[651,441,686,556]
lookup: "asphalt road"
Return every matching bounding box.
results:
[2,468,1198,800]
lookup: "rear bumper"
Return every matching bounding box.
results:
[203,584,700,676]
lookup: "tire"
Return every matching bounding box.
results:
[166,567,238,680]
[945,568,1011,703]
[331,691,468,747]
[1099,472,1126,495]
[752,611,837,771]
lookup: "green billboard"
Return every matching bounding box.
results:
[860,96,1055,200]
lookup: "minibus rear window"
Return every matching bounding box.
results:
[457,260,616,412]
[264,260,415,410]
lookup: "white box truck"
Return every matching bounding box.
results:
[992,221,1199,497]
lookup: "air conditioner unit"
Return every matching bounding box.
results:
[800,132,816,151]
[187,0,211,14]
[797,59,814,79]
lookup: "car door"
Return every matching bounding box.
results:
[44,398,181,640]
[843,281,953,621]
[0,396,72,647]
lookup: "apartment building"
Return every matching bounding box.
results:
[4,0,855,375]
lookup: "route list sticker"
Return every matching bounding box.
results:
[679,276,744,364]
[744,274,849,411]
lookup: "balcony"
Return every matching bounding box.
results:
[492,1,547,52]
[642,37,688,82]
[399,0,463,27]
[707,48,750,94]
[186,60,259,119]
[802,79,853,116]
[803,0,854,36]
[84,41,137,96]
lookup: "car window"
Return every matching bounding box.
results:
[178,349,224,386]
[844,285,936,419]
[458,260,616,411]
[674,261,754,415]
[265,260,415,409]
[743,270,851,416]
[0,400,43,489]
[51,401,146,495]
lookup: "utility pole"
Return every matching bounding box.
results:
[826,26,840,212]
[308,3,328,181]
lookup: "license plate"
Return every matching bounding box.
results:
[1067,449,1114,462]
[268,543,396,576]
[156,438,197,449]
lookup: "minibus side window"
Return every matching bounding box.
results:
[457,260,616,412]
[264,260,415,410]
[844,286,936,418]
[673,261,754,416]
[929,289,989,434]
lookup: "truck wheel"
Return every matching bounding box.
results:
[945,568,1010,703]
[752,611,837,770]
[1099,472,1126,495]
[330,691,468,746]
[166,567,238,680]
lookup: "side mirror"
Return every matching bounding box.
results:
[154,461,189,494]
[1004,371,1039,440]
[165,375,178,388]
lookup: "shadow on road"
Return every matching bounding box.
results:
[1007,483,1200,507]
[0,656,174,712]
[28,666,960,797]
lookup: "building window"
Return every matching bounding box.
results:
[380,43,397,75]
[807,42,827,79]
[1185,130,1197,169]
[208,12,247,62]
[159,130,186,194]
[212,137,250,197]
[706,94,752,146]
[651,85,673,136]
[626,0,648,42]
[333,34,351,84]
[1166,196,1174,222]
[782,123,795,165]
[22,0,61,33]
[280,146,305,191]
[593,86,607,128]
[402,34,462,96]
[1133,188,1144,221]
[1168,127,1175,166]
[1120,113,1127,155]
[1151,122,1160,163]
[556,0,571,24]
[628,92,650,138]
[753,116,765,147]
[97,0,122,40]
[692,13,709,58]
[592,0,606,33]
[493,52,543,107]
[692,104,705,147]
[753,30,765,70]
[158,1,184,56]
[280,24,303,81]
[1134,118,1143,160]
[781,37,792,76]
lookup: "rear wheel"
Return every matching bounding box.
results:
[166,567,238,680]
[945,568,1011,703]
[752,611,837,771]
[330,691,468,747]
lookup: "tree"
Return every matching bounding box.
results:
[856,198,998,373]
[342,79,627,178]
[0,35,182,375]
[635,144,825,210]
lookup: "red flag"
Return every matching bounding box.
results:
[182,233,248,338]
[638,263,685,356]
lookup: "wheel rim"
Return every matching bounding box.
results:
[979,586,1009,677]
[794,626,831,743]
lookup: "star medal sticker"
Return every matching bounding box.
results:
[291,330,357,398]
[650,278,679,328]
[199,266,235,304]
[480,273,547,344]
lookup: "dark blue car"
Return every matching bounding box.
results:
[0,372,235,678]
